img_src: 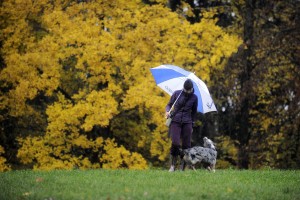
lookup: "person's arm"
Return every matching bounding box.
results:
[165,92,177,118]
[191,96,198,122]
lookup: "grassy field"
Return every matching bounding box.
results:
[1,169,299,200]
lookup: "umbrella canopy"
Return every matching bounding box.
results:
[150,64,217,113]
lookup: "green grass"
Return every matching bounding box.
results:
[1,169,300,200]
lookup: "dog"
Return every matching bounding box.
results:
[181,137,217,172]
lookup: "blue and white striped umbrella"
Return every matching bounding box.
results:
[150,64,217,113]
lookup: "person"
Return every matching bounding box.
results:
[165,79,198,172]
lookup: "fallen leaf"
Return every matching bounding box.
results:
[23,192,31,196]
[36,177,44,182]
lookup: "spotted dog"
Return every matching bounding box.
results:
[181,137,217,172]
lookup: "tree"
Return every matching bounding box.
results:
[245,0,300,169]
[212,0,300,169]
[0,145,11,172]
[0,0,241,169]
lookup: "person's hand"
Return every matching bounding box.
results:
[165,111,171,119]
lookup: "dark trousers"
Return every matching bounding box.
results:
[169,122,193,156]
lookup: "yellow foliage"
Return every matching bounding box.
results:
[100,139,148,170]
[215,136,239,169]
[17,132,147,170]
[1,0,241,169]
[0,146,11,172]
[150,131,171,161]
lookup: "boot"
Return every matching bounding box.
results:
[168,155,177,172]
[179,159,186,171]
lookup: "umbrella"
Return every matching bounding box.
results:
[150,64,217,113]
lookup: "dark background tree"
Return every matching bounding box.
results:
[210,0,299,169]
[168,0,299,169]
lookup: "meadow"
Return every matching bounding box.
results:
[1,169,299,200]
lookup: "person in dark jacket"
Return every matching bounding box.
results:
[165,79,198,172]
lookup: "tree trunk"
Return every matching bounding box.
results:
[237,0,255,169]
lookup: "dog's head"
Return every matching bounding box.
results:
[203,137,216,150]
[180,149,196,164]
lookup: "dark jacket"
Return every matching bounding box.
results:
[166,90,198,124]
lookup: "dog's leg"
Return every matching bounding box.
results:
[211,163,216,173]
[207,164,215,172]
[192,165,196,171]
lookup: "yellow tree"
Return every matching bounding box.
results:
[0,146,11,172]
[1,0,241,169]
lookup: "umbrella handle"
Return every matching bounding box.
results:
[169,90,183,112]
